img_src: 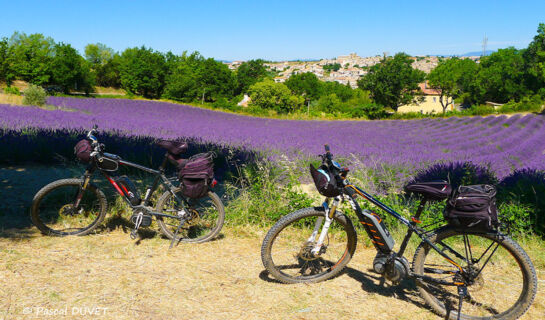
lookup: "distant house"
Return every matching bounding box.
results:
[485,101,504,109]
[237,94,251,107]
[398,82,454,114]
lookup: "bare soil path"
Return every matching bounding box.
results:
[1,226,543,320]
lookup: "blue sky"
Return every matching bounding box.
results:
[1,0,543,61]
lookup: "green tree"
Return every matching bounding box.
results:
[523,23,545,92]
[163,51,203,102]
[197,58,236,102]
[427,57,478,113]
[471,48,528,104]
[84,43,119,87]
[163,52,235,102]
[119,46,167,98]
[357,53,425,111]
[51,43,94,94]
[84,43,114,65]
[285,72,322,103]
[321,81,354,102]
[248,79,303,113]
[316,93,343,113]
[8,32,55,85]
[98,53,122,88]
[236,59,267,95]
[0,37,15,84]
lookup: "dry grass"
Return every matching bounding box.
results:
[93,87,126,95]
[0,225,543,320]
[0,93,23,105]
[0,80,29,91]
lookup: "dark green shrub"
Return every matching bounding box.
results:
[225,161,314,226]
[498,169,545,236]
[22,84,47,106]
[213,97,242,112]
[3,86,20,95]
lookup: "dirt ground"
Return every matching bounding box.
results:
[1,165,544,319]
[0,225,543,320]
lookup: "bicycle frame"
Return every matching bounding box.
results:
[315,183,480,286]
[77,152,188,221]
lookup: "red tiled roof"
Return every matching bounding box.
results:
[419,82,440,95]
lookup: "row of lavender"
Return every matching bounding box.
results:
[1,97,545,177]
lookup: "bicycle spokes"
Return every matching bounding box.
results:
[36,184,102,234]
[417,232,526,318]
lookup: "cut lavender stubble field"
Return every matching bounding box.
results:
[1,97,545,178]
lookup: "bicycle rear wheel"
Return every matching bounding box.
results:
[412,228,537,320]
[31,179,107,236]
[156,189,225,243]
[261,207,357,284]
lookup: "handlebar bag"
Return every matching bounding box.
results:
[310,164,341,197]
[74,139,92,163]
[444,184,498,230]
[178,152,215,199]
[96,155,119,171]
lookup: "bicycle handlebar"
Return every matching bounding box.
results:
[86,125,105,156]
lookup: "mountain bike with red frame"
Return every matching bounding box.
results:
[31,126,224,245]
[261,145,537,320]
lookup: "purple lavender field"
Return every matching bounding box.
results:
[1,97,545,177]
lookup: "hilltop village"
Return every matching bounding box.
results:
[226,53,481,88]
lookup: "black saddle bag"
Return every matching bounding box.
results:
[444,184,498,230]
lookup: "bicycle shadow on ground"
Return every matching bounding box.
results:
[98,214,158,244]
[343,267,429,309]
[259,266,429,311]
[0,227,41,240]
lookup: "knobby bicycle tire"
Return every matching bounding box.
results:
[412,228,537,320]
[155,189,225,244]
[31,178,107,236]
[261,207,357,284]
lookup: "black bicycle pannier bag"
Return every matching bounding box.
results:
[178,152,214,199]
[444,184,498,230]
[310,164,341,197]
[74,139,92,163]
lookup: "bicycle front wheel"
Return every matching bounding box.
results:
[156,189,225,243]
[261,207,357,284]
[31,179,107,236]
[412,228,537,320]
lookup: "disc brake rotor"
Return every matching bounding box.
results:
[298,241,327,261]
[59,204,75,216]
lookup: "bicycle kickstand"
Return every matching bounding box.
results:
[169,219,186,249]
[456,285,468,320]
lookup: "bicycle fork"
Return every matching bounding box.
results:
[310,198,340,256]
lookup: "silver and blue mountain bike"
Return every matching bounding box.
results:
[261,145,537,320]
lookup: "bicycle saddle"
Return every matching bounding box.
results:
[156,140,188,156]
[404,181,452,201]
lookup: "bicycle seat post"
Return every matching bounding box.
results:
[159,152,169,172]
[398,197,427,257]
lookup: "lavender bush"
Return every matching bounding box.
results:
[1,97,544,178]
